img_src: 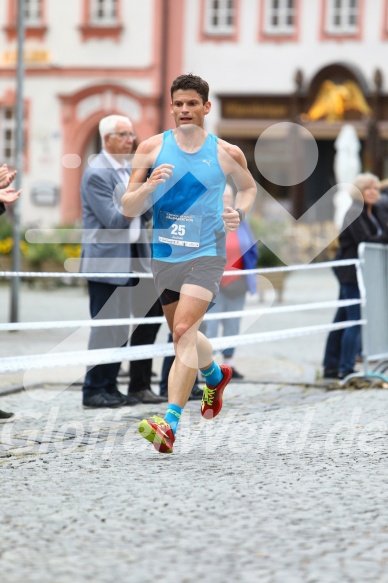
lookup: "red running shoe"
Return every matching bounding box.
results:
[138,416,175,454]
[201,364,233,420]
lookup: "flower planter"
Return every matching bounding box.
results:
[0,255,30,272]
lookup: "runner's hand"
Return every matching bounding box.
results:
[222,206,240,232]
[145,164,174,192]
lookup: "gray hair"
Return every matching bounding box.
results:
[351,172,380,200]
[98,115,132,141]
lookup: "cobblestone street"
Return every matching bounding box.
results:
[1,382,388,583]
[1,271,388,582]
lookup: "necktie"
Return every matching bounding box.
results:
[118,167,130,185]
[129,215,141,243]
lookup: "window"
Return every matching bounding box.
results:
[326,0,359,34]
[5,0,46,40]
[0,107,16,166]
[80,0,122,41]
[89,0,118,26]
[205,0,235,35]
[24,0,43,27]
[265,0,296,34]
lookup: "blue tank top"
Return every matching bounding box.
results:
[150,130,227,262]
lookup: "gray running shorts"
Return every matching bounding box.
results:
[151,256,227,306]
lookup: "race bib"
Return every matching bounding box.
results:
[158,211,202,248]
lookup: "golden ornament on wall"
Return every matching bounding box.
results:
[302,80,372,122]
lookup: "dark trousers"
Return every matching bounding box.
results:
[323,283,362,375]
[83,278,162,394]
[160,333,174,396]
[128,277,163,393]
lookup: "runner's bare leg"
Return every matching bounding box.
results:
[162,284,213,408]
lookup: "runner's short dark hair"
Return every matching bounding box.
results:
[170,74,209,104]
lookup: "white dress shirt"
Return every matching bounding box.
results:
[102,149,141,243]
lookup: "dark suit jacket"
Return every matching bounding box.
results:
[375,191,388,227]
[334,200,388,285]
[80,150,151,285]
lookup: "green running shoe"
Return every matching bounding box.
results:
[138,416,175,454]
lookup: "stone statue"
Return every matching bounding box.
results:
[333,124,362,228]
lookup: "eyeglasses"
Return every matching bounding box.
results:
[109,132,136,140]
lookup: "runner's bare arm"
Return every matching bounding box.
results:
[122,134,174,218]
[218,140,257,231]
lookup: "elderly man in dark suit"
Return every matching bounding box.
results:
[80,114,166,408]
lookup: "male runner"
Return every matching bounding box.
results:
[122,74,256,453]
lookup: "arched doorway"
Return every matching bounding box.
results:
[301,62,372,220]
[58,84,159,224]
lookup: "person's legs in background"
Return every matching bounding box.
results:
[204,294,222,341]
[83,281,131,408]
[219,291,246,379]
[128,277,167,404]
[159,334,174,397]
[322,287,347,379]
[338,284,361,377]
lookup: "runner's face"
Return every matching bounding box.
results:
[170,90,211,128]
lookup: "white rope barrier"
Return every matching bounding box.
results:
[0,259,364,375]
[0,258,360,279]
[0,320,364,373]
[0,298,361,332]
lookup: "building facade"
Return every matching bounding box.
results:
[181,0,388,219]
[0,0,182,226]
[1,0,388,226]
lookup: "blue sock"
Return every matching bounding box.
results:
[200,361,223,387]
[164,404,182,435]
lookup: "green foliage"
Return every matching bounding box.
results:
[22,242,67,267]
[256,242,285,268]
[0,216,13,239]
[0,217,81,267]
[248,215,287,267]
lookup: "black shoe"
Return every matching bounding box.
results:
[129,389,167,404]
[123,394,140,406]
[0,409,15,423]
[231,367,244,380]
[338,370,355,380]
[107,388,140,407]
[323,369,339,379]
[83,389,124,409]
[188,384,203,401]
